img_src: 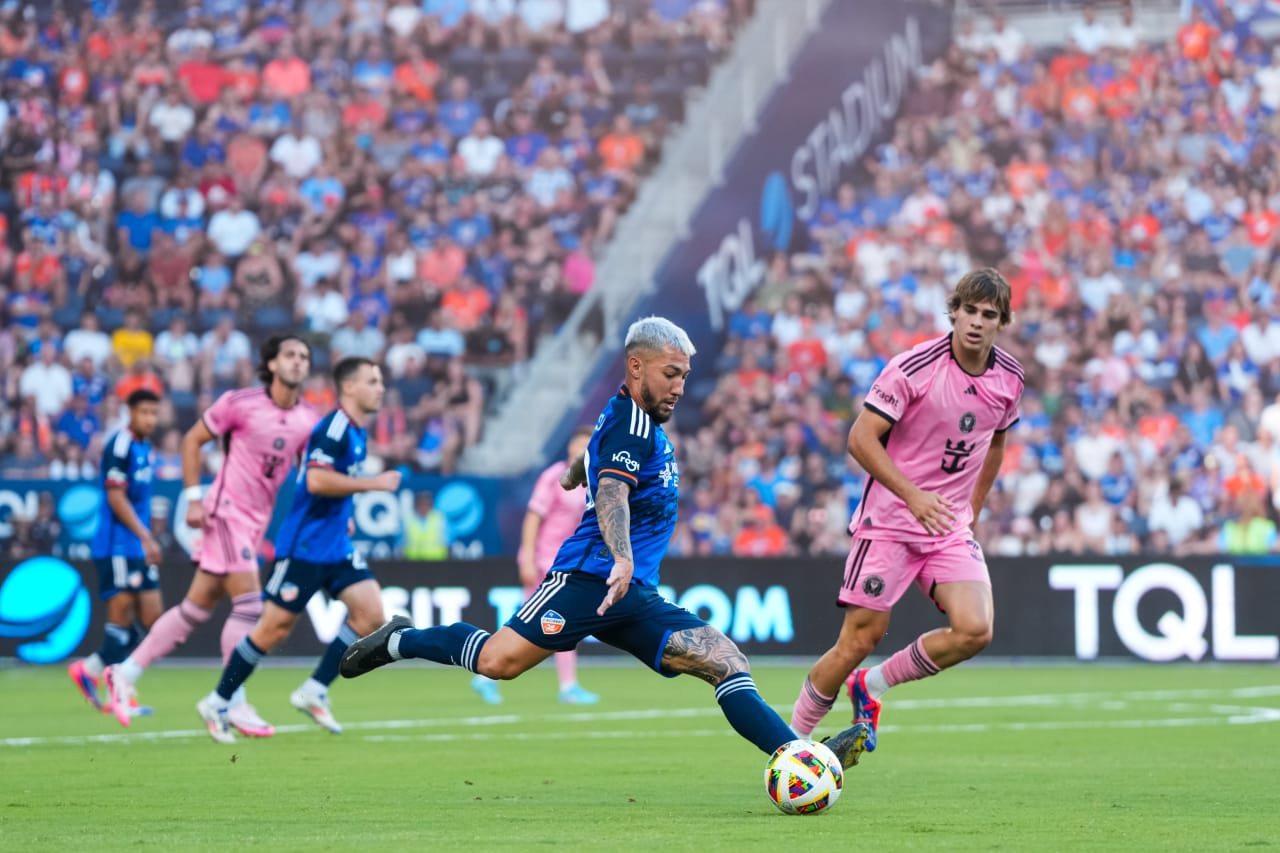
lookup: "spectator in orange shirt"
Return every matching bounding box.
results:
[1242,190,1279,248]
[1006,142,1049,200]
[732,505,789,557]
[394,44,440,101]
[341,85,388,129]
[419,234,466,289]
[114,359,166,402]
[263,40,311,100]
[177,46,225,106]
[597,114,645,174]
[441,275,493,332]
[1177,6,1216,61]
[1060,68,1100,123]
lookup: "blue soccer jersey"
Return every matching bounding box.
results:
[90,429,154,559]
[274,408,367,563]
[550,385,680,587]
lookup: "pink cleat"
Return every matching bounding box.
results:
[227,703,275,737]
[68,660,102,711]
[102,666,135,728]
[845,669,882,753]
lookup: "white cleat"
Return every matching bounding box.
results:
[290,686,343,734]
[196,697,236,745]
[227,703,276,737]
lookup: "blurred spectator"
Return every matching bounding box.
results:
[402,490,450,559]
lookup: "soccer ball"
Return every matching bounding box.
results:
[764,739,843,815]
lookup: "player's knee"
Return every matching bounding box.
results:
[953,623,992,659]
[836,632,879,665]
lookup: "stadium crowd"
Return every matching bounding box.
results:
[668,3,1280,558]
[0,0,748,496]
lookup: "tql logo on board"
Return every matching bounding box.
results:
[0,557,92,663]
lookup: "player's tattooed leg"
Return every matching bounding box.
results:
[661,626,750,686]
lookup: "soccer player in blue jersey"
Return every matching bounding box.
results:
[68,389,164,717]
[196,357,401,743]
[341,317,797,757]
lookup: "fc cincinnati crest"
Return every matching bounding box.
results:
[540,610,566,635]
[959,412,976,434]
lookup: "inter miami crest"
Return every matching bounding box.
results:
[959,412,976,434]
[273,437,286,450]
[863,575,885,597]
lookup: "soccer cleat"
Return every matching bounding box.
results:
[558,684,600,705]
[68,660,103,711]
[227,703,276,737]
[102,666,135,728]
[340,615,412,678]
[196,697,237,745]
[821,722,874,769]
[846,669,882,752]
[471,675,503,705]
[290,686,343,734]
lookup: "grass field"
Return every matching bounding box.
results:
[2,661,1278,851]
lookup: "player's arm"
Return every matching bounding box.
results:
[307,467,401,497]
[848,407,957,536]
[560,450,587,490]
[518,509,544,586]
[969,429,1006,531]
[181,417,218,529]
[594,477,634,614]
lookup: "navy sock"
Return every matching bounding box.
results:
[130,620,147,648]
[99,623,132,666]
[393,623,490,673]
[216,637,266,702]
[715,673,797,755]
[312,623,359,687]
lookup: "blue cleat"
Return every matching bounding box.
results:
[471,675,503,705]
[845,669,881,753]
[558,684,600,705]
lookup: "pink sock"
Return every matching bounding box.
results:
[789,677,837,738]
[880,637,941,688]
[129,599,212,669]
[221,592,262,663]
[555,650,578,688]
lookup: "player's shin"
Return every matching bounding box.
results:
[871,636,941,694]
[222,592,263,663]
[123,598,213,677]
[310,623,360,687]
[790,676,838,738]
[99,622,133,666]
[213,636,268,704]
[391,622,491,673]
[715,672,796,754]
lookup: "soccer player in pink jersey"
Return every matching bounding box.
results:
[471,427,600,706]
[104,335,319,735]
[792,269,1024,769]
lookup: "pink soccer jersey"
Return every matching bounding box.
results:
[522,459,589,575]
[851,333,1023,541]
[201,387,319,533]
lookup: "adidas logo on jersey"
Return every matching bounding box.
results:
[964,385,978,395]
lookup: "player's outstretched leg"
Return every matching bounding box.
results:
[342,621,551,683]
[222,592,275,737]
[104,598,213,727]
[791,606,887,737]
[556,651,598,705]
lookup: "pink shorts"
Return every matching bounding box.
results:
[192,514,263,576]
[838,535,990,611]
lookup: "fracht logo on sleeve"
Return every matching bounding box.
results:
[0,557,91,664]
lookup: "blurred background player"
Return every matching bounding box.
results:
[471,426,600,706]
[341,317,797,758]
[68,389,163,717]
[198,357,401,743]
[795,270,1024,769]
[104,336,318,735]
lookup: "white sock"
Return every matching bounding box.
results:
[387,629,404,660]
[864,666,890,700]
[301,677,327,696]
[230,685,247,708]
[82,654,105,678]
[206,690,228,710]
[117,658,143,685]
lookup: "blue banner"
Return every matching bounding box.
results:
[0,475,518,560]
[1189,0,1280,23]
[563,0,954,434]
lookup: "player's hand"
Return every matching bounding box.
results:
[518,552,539,587]
[597,559,634,616]
[141,534,163,568]
[185,499,206,530]
[372,470,402,492]
[906,487,957,536]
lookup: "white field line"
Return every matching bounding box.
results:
[4,687,1279,748]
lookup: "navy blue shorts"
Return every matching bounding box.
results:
[505,571,706,675]
[263,555,375,613]
[93,556,159,601]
